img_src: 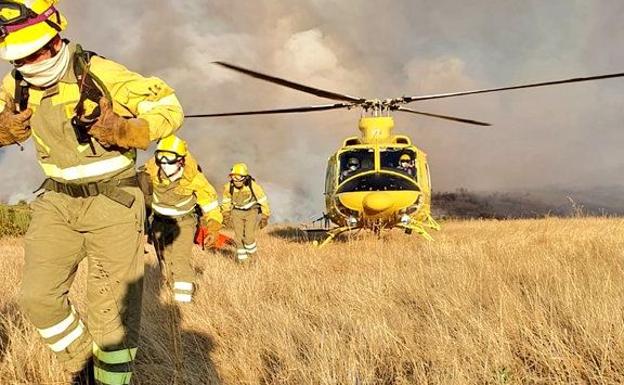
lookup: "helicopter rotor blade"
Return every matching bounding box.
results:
[214,61,366,103]
[395,106,491,126]
[185,103,353,118]
[402,72,624,103]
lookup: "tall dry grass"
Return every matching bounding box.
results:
[0,204,30,237]
[0,218,624,384]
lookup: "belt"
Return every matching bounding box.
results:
[37,176,139,208]
[233,205,258,211]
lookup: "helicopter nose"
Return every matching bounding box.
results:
[363,192,394,215]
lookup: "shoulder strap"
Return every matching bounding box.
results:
[248,178,258,202]
[11,69,29,112]
[74,44,110,119]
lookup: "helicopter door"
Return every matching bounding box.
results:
[325,156,338,194]
[339,149,375,182]
[380,148,417,179]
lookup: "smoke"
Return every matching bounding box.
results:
[1,0,624,221]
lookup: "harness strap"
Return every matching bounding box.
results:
[73,45,109,117]
[11,69,29,112]
[4,6,58,34]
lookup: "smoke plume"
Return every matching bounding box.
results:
[1,0,623,222]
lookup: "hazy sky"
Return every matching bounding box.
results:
[1,1,623,221]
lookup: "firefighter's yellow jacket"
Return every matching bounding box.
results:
[0,42,184,184]
[221,180,271,216]
[145,154,222,224]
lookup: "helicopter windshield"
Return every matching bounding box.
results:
[380,148,417,179]
[339,149,374,181]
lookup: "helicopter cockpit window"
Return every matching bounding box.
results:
[380,148,417,179]
[339,149,374,182]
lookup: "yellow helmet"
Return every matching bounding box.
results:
[229,163,249,177]
[156,135,187,157]
[400,154,411,161]
[0,0,67,61]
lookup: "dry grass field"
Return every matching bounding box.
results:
[1,218,624,384]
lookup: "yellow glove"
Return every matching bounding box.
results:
[202,218,222,248]
[89,98,150,150]
[0,108,32,146]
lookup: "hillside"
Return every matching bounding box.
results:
[433,186,624,219]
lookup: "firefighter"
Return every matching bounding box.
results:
[341,157,360,180]
[0,1,183,384]
[221,163,270,262]
[145,135,222,303]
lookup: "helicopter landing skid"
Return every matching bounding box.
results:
[397,215,440,241]
[313,226,357,248]
[425,215,441,231]
[396,223,434,241]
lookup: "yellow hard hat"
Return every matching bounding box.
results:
[400,154,411,161]
[229,163,249,177]
[0,1,67,61]
[156,135,188,157]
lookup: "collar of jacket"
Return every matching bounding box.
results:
[58,42,79,84]
[36,42,79,97]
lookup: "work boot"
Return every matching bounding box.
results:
[70,359,95,385]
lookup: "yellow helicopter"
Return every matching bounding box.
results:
[187,62,624,246]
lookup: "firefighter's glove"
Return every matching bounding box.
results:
[259,214,269,229]
[0,107,32,146]
[202,218,222,248]
[89,98,150,150]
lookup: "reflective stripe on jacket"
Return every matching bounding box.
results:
[145,154,222,223]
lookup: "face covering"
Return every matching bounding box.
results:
[17,41,70,88]
[160,163,183,181]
